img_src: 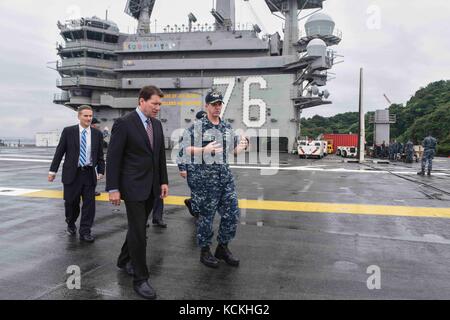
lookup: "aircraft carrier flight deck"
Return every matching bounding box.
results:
[1,148,449,300]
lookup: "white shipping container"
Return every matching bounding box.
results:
[35,131,61,147]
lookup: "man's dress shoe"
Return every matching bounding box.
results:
[118,261,135,276]
[67,225,77,236]
[133,280,157,300]
[79,234,95,243]
[152,219,167,228]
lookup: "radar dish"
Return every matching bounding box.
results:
[264,0,325,13]
[306,12,334,24]
[307,38,327,47]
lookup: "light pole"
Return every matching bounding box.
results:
[358,68,365,163]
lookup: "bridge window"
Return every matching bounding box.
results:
[87,51,103,59]
[76,52,85,58]
[86,31,102,41]
[103,54,118,61]
[104,34,119,44]
[62,32,73,41]
[86,70,99,77]
[72,30,84,40]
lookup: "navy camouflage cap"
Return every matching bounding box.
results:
[205,91,224,104]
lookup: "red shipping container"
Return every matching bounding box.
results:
[323,134,358,153]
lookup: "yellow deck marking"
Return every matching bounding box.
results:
[19,189,450,219]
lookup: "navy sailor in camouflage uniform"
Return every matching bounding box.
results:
[176,111,207,219]
[405,139,414,164]
[179,91,248,268]
[418,133,437,176]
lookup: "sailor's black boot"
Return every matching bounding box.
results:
[427,170,431,176]
[417,170,425,176]
[200,246,219,268]
[214,244,240,267]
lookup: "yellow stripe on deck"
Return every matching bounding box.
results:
[20,190,450,219]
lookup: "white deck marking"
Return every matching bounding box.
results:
[1,157,449,176]
[0,187,40,196]
[0,158,52,163]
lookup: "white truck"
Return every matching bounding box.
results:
[336,146,358,158]
[298,140,327,159]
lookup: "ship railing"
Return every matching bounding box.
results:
[299,27,342,40]
[53,92,70,102]
[160,23,255,33]
[57,77,119,88]
[369,114,397,124]
[63,40,119,51]
[59,58,118,70]
[58,19,119,32]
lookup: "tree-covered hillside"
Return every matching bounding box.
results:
[391,80,450,156]
[300,80,450,156]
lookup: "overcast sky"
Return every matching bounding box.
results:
[0,0,449,139]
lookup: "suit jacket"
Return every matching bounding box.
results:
[50,125,105,185]
[106,111,168,202]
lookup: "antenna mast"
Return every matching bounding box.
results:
[212,0,236,31]
[125,0,156,34]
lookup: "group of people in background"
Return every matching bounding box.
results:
[372,134,437,175]
[373,139,414,162]
[47,86,247,300]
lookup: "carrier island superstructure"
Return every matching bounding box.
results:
[53,0,342,151]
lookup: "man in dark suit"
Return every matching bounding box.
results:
[106,85,169,300]
[91,118,102,197]
[48,105,105,243]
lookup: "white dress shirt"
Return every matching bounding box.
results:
[79,124,92,166]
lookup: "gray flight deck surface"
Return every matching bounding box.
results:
[1,148,450,300]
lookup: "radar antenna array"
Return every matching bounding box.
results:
[125,0,156,20]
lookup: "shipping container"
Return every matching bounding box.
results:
[323,134,358,153]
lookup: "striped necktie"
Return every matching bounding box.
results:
[146,118,154,149]
[79,129,87,167]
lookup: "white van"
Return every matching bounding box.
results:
[298,140,326,159]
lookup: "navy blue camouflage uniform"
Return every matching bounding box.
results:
[405,140,414,163]
[179,116,240,248]
[421,135,437,174]
[177,128,200,218]
[388,143,394,160]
